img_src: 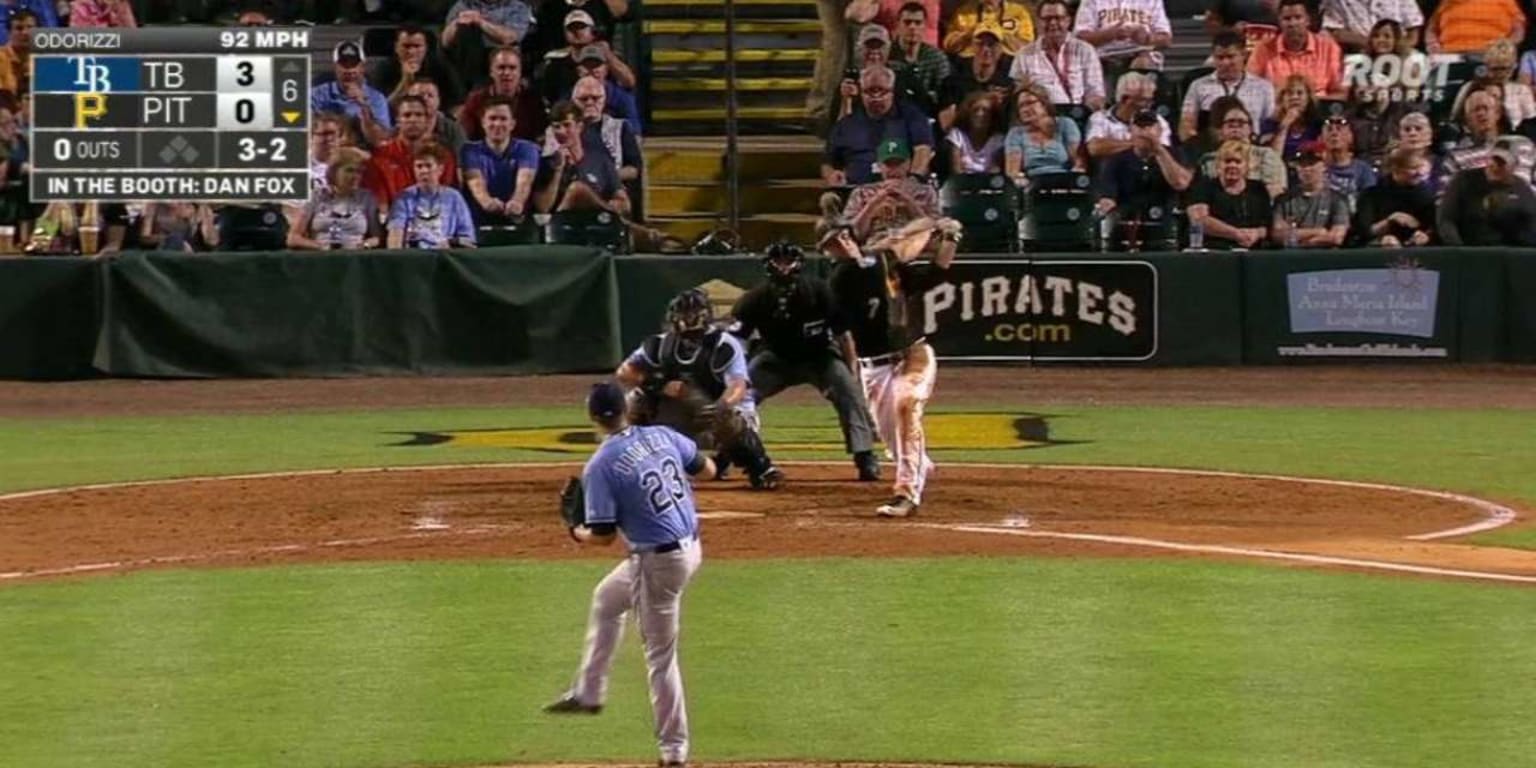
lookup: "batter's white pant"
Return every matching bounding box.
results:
[567,538,702,764]
[859,341,937,504]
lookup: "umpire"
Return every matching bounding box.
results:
[731,242,881,481]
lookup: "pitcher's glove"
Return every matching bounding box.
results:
[558,476,585,541]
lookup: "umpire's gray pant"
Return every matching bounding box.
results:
[750,350,875,455]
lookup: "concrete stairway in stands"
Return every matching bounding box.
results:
[644,135,826,246]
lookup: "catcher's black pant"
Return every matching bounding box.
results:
[749,350,875,455]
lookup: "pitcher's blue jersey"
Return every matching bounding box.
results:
[583,425,705,548]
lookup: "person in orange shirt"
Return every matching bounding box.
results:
[1426,0,1524,54]
[0,10,36,95]
[363,95,459,211]
[1248,0,1344,99]
[942,0,1035,59]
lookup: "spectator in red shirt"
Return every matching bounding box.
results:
[364,95,459,210]
[458,46,546,142]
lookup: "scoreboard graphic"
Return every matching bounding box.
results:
[30,28,312,202]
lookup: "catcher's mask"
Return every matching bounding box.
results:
[762,242,804,286]
[666,288,714,340]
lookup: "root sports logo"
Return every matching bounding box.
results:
[1342,53,1461,104]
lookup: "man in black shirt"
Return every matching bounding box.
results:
[1438,135,1536,246]
[822,216,958,518]
[1095,109,1194,250]
[730,242,880,482]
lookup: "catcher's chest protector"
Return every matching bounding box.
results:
[644,330,734,400]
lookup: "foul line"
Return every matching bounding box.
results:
[920,523,1536,585]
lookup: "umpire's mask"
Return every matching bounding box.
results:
[763,242,804,289]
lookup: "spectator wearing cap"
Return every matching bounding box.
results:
[461,96,540,223]
[1094,108,1192,220]
[459,47,546,143]
[1321,0,1422,52]
[387,143,477,249]
[1189,140,1274,250]
[841,25,929,118]
[0,10,36,95]
[539,9,637,106]
[1196,99,1287,198]
[1072,0,1173,72]
[553,45,640,134]
[1011,0,1105,111]
[942,0,1034,60]
[534,100,630,215]
[405,78,468,156]
[1425,0,1523,55]
[1438,135,1536,245]
[1258,74,1321,160]
[372,25,467,113]
[846,0,939,46]
[311,40,394,147]
[1005,82,1084,176]
[553,74,641,183]
[823,65,935,186]
[1085,72,1167,160]
[1180,31,1276,143]
[1351,146,1435,246]
[1320,116,1376,209]
[362,95,459,210]
[68,0,135,27]
[0,0,55,45]
[1272,144,1350,247]
[842,138,941,240]
[887,4,950,116]
[530,0,624,61]
[936,24,1013,131]
[1248,0,1345,98]
[1450,39,1536,128]
[946,91,1005,173]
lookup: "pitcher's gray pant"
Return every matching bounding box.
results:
[568,539,703,764]
[750,350,875,455]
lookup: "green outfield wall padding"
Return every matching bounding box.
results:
[92,247,616,377]
[0,257,100,380]
[1507,251,1536,363]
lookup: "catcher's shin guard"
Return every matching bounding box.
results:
[730,428,780,489]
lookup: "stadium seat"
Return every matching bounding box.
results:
[1018,172,1095,252]
[546,210,629,252]
[1105,204,1181,253]
[940,173,1018,253]
[217,205,289,252]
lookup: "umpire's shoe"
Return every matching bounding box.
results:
[876,495,918,518]
[750,466,783,490]
[854,451,881,482]
[543,695,602,715]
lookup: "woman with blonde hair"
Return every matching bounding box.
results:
[288,147,382,251]
[1188,139,1273,250]
[1260,74,1323,159]
[947,91,1005,174]
[1452,38,1535,125]
[1004,82,1082,177]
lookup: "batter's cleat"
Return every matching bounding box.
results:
[876,496,918,518]
[854,451,881,482]
[543,695,602,715]
[750,466,783,490]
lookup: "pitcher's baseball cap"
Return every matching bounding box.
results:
[333,40,364,65]
[587,381,627,421]
[877,137,911,163]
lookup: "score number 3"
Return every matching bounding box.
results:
[237,136,288,162]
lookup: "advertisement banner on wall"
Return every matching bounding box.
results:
[921,259,1159,361]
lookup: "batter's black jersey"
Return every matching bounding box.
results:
[829,253,951,358]
[628,328,748,401]
[730,276,844,362]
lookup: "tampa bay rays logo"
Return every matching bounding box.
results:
[391,413,1074,453]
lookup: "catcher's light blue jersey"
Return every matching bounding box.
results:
[583,425,703,549]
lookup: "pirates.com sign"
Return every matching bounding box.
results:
[921,260,1158,361]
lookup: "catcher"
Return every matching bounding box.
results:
[822,215,960,517]
[615,287,782,490]
[546,381,711,768]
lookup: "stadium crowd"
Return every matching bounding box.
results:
[1,0,1535,253]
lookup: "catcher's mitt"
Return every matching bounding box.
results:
[709,403,748,450]
[559,476,585,540]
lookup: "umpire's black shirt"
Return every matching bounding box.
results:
[731,276,844,362]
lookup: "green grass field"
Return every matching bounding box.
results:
[1,402,1534,768]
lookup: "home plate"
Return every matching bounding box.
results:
[699,511,764,520]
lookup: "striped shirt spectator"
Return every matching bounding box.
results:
[1180,32,1276,142]
[1010,0,1105,109]
[1247,0,1344,97]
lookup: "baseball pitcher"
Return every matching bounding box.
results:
[822,216,960,517]
[545,381,714,768]
[729,241,881,482]
[617,288,783,490]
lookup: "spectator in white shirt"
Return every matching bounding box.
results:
[1086,71,1170,159]
[1072,0,1172,71]
[946,91,1006,173]
[1179,30,1276,142]
[1010,0,1106,110]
